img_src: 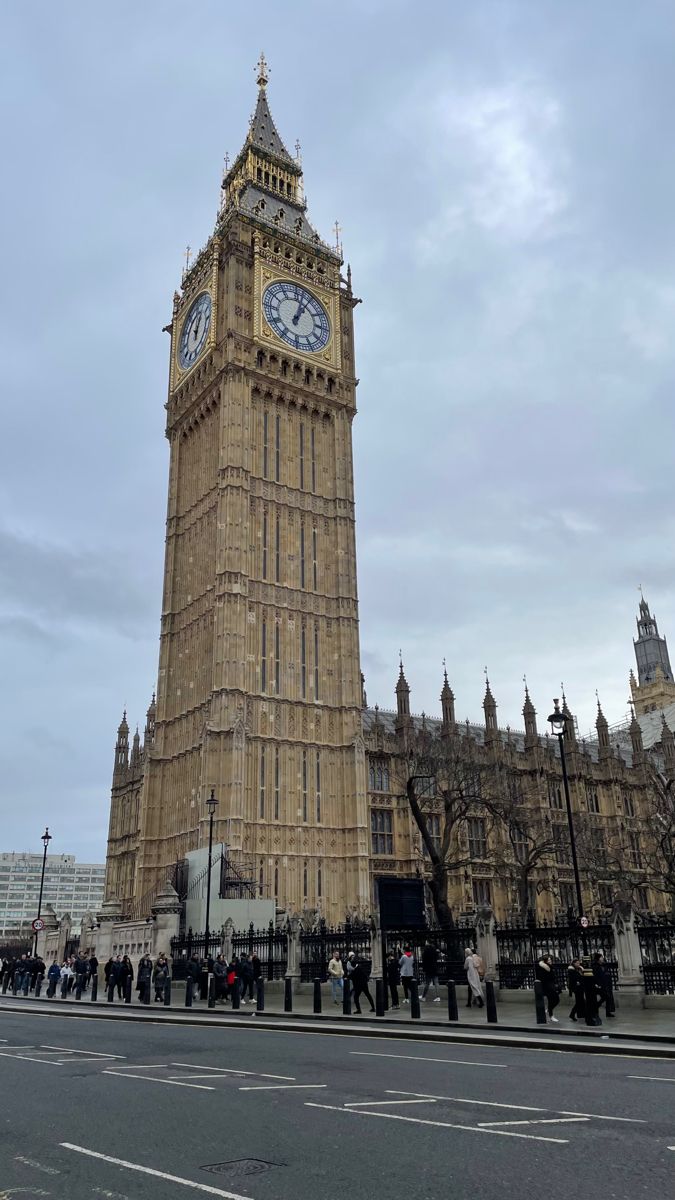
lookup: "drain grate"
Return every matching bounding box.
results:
[201,1159,281,1178]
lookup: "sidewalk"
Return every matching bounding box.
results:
[2,986,675,1055]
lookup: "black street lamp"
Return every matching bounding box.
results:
[547,700,586,943]
[34,827,52,953]
[204,789,218,953]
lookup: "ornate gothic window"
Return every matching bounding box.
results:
[370,809,393,855]
[467,817,487,860]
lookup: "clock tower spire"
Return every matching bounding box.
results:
[106,59,368,921]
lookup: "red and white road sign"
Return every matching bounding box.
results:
[31,918,45,932]
[580,916,589,928]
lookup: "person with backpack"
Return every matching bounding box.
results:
[346,951,375,1014]
[398,946,415,1004]
[46,960,61,998]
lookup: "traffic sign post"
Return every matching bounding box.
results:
[31,918,45,933]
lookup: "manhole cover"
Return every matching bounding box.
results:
[202,1160,281,1178]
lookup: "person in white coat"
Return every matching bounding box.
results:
[464,946,484,1008]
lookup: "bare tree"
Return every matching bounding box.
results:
[491,780,572,919]
[641,765,675,912]
[403,724,500,927]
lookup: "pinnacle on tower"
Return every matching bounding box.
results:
[522,682,538,748]
[114,709,129,775]
[596,695,611,758]
[144,692,156,750]
[395,656,411,721]
[660,712,675,771]
[130,726,141,770]
[561,688,577,746]
[628,700,644,762]
[483,671,497,736]
[440,663,455,730]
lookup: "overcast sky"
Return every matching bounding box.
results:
[2,1,675,862]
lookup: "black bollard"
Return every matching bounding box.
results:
[207,976,216,1009]
[447,980,458,1022]
[12,976,19,996]
[2,974,9,994]
[534,979,547,1025]
[342,976,352,1016]
[410,979,421,1019]
[185,978,193,1008]
[60,976,68,999]
[313,978,322,1014]
[107,980,115,1003]
[124,976,132,1005]
[256,979,264,1012]
[164,977,171,1007]
[485,980,498,1024]
[375,978,385,1018]
[231,979,240,1010]
[35,974,43,998]
[284,977,293,1013]
[143,981,151,1006]
[75,976,83,1001]
[91,974,98,1002]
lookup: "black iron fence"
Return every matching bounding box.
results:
[232,922,287,980]
[637,916,675,995]
[169,929,222,979]
[382,922,477,985]
[496,919,617,990]
[300,921,371,982]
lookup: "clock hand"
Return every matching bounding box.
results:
[292,298,309,326]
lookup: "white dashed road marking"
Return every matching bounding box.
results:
[304,1102,569,1144]
[477,1118,589,1127]
[102,1070,215,1091]
[344,1099,434,1107]
[351,1051,507,1069]
[60,1144,252,1199]
[628,1075,675,1084]
[238,1083,326,1091]
[41,1044,126,1058]
[171,1062,295,1080]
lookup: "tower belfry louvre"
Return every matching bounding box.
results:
[104,57,370,920]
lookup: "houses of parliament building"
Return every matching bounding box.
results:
[104,59,674,925]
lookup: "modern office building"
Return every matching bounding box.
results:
[0,853,105,936]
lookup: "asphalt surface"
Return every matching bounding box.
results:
[0,1009,673,1199]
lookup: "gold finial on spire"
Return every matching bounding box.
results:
[256,51,269,88]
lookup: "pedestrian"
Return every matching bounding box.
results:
[226,960,237,1002]
[327,951,344,1005]
[240,954,254,1003]
[592,952,615,1018]
[59,959,73,997]
[137,953,153,1002]
[347,951,375,1014]
[88,953,99,991]
[567,958,586,1022]
[213,954,227,1003]
[386,952,400,1009]
[74,952,89,994]
[464,946,484,1008]
[421,941,441,1002]
[535,954,560,1022]
[251,953,262,986]
[398,946,415,1004]
[581,956,602,1026]
[111,955,124,998]
[46,960,61,998]
[185,953,201,1003]
[118,955,133,999]
[151,954,169,1002]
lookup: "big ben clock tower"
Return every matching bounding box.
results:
[106,56,370,921]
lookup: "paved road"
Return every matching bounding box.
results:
[0,1009,673,1199]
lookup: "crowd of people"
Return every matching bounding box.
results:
[535,950,616,1025]
[1,942,618,1025]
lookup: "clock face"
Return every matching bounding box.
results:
[262,281,330,353]
[178,292,212,370]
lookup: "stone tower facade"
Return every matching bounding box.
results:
[630,594,675,715]
[104,58,369,921]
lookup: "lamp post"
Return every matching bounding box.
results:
[547,700,586,948]
[204,789,218,954]
[34,827,52,953]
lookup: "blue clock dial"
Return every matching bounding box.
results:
[178,292,212,370]
[262,281,330,353]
